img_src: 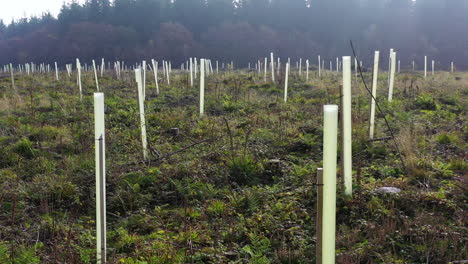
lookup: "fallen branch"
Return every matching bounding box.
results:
[367,136,392,142]
[155,139,211,162]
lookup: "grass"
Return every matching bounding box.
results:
[0,68,466,263]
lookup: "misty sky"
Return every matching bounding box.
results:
[0,0,419,24]
[0,0,85,23]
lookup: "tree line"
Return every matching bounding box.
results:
[0,0,467,70]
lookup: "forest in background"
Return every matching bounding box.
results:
[1,0,468,69]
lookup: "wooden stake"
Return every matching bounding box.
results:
[316,168,323,264]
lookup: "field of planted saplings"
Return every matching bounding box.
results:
[0,59,467,263]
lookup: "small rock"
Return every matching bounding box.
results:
[267,159,281,164]
[375,187,401,194]
[224,251,237,259]
[170,127,180,137]
[264,159,283,178]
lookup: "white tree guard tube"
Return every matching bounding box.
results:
[101,58,105,77]
[318,55,321,77]
[151,59,159,95]
[388,51,396,102]
[271,52,275,82]
[200,59,205,117]
[94,93,106,264]
[284,62,289,103]
[299,58,302,75]
[322,104,338,264]
[93,60,100,91]
[432,60,434,75]
[424,56,427,78]
[135,69,148,160]
[55,62,59,81]
[369,51,380,139]
[166,61,170,85]
[354,57,358,77]
[142,60,146,98]
[342,56,352,197]
[10,63,15,90]
[77,59,82,101]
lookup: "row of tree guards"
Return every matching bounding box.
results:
[1,52,456,104]
[1,52,457,79]
[2,50,459,263]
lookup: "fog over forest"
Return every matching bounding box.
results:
[0,0,467,69]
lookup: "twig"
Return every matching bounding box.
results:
[155,139,211,161]
[367,136,392,142]
[222,117,235,160]
[148,141,161,158]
